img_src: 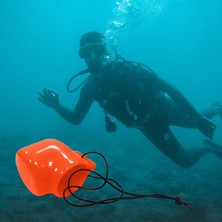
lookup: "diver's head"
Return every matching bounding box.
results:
[79,32,110,73]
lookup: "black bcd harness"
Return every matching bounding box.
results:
[66,53,156,132]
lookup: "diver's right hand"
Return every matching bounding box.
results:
[196,115,216,139]
[39,88,60,110]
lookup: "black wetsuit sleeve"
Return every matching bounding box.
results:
[159,78,202,122]
[56,82,94,125]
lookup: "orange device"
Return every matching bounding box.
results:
[15,139,96,197]
[15,139,192,208]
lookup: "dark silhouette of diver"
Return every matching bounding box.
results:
[39,32,222,168]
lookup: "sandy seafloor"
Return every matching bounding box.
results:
[0,124,222,222]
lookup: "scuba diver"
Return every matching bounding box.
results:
[39,31,222,168]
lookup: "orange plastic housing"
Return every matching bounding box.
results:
[16,139,96,197]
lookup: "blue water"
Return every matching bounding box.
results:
[1,0,222,221]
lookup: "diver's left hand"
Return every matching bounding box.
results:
[196,115,216,139]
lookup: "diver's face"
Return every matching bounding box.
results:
[79,43,109,73]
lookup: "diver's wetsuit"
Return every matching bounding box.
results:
[73,60,197,165]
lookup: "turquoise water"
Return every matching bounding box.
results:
[1,0,222,221]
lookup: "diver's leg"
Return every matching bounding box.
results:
[139,118,218,168]
[201,103,222,119]
[203,139,222,159]
[165,98,222,127]
[164,96,196,128]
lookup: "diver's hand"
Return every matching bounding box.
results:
[39,88,60,110]
[196,115,216,139]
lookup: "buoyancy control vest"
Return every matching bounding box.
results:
[67,56,159,132]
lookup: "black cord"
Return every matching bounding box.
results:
[63,151,193,209]
[66,69,90,93]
